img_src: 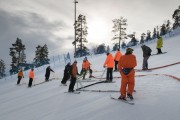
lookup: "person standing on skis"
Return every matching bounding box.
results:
[141,45,152,70]
[114,49,123,72]
[61,62,71,86]
[17,69,24,85]
[103,52,114,83]
[156,36,163,54]
[118,48,137,100]
[68,60,79,92]
[45,66,54,81]
[28,68,34,87]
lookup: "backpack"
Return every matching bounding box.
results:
[145,46,152,55]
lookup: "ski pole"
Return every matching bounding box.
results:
[100,68,106,81]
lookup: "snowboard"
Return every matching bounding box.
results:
[110,95,135,105]
[151,52,167,56]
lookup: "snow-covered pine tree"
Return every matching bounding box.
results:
[172,6,180,29]
[34,44,50,67]
[9,38,26,74]
[160,24,166,36]
[73,14,88,57]
[152,28,157,39]
[96,43,106,54]
[112,17,127,49]
[0,59,6,79]
[146,30,152,41]
[140,33,146,44]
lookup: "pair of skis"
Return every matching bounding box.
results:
[110,95,135,105]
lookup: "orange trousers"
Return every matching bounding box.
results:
[120,70,135,97]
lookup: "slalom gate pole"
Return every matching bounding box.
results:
[22,77,26,84]
[76,76,79,89]
[33,78,35,86]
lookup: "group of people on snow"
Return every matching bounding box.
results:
[61,57,93,92]
[16,36,164,100]
[17,66,55,87]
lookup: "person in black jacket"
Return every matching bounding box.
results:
[45,66,55,81]
[61,62,71,86]
[141,45,152,70]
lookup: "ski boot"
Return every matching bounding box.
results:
[127,93,134,100]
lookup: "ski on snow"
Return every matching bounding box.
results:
[110,95,135,105]
[64,91,80,94]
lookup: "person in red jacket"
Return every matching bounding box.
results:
[118,48,137,100]
[28,68,34,87]
[114,49,123,71]
[103,52,114,83]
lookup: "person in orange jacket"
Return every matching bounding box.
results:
[114,49,123,71]
[17,69,24,85]
[118,48,137,100]
[81,57,93,79]
[28,68,34,87]
[68,60,79,92]
[103,52,114,82]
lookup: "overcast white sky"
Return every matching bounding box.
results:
[0,0,179,67]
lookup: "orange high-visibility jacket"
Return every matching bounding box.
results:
[104,53,114,68]
[29,70,34,79]
[18,71,23,77]
[118,54,137,70]
[82,60,91,70]
[72,63,78,78]
[114,51,123,61]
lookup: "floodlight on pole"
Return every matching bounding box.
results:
[74,0,78,58]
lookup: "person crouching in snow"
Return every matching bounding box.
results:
[61,62,71,86]
[68,60,79,92]
[81,57,93,79]
[118,48,137,100]
[28,68,34,87]
[103,52,114,83]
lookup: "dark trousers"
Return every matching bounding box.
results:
[142,56,150,69]
[17,76,22,84]
[106,68,113,81]
[61,73,70,84]
[45,75,50,81]
[114,61,118,71]
[89,68,93,77]
[157,48,162,54]
[28,78,33,87]
[81,69,87,79]
[68,76,76,92]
